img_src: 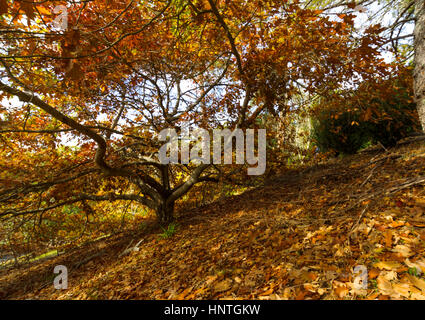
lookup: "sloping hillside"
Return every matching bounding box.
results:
[1,139,425,300]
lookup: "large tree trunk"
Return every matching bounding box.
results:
[415,0,425,131]
[156,199,175,225]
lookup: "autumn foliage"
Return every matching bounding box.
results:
[1,0,425,302]
[0,0,409,260]
[312,65,420,154]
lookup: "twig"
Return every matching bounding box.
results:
[378,141,388,152]
[118,238,144,257]
[359,163,381,188]
[349,204,370,234]
[72,252,105,269]
[387,176,425,193]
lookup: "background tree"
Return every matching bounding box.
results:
[308,0,424,131]
[414,0,425,130]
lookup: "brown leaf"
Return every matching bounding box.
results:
[364,107,372,121]
[295,290,307,300]
[384,229,393,248]
[366,292,379,300]
[214,279,232,293]
[391,282,410,298]
[176,286,193,300]
[405,258,425,273]
[260,288,274,296]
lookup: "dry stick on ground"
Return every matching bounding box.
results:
[359,163,382,188]
[72,251,106,269]
[387,176,425,193]
[378,141,389,152]
[118,238,144,257]
[358,154,401,169]
[320,155,401,207]
[349,204,370,235]
[359,175,425,202]
[339,154,401,205]
[342,203,370,257]
[339,175,425,218]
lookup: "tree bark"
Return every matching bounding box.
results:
[156,200,175,225]
[414,0,425,131]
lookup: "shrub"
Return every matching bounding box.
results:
[312,107,370,154]
[363,86,419,148]
[311,67,420,154]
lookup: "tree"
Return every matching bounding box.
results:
[0,0,390,225]
[414,0,425,130]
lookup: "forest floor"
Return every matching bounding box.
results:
[1,138,425,300]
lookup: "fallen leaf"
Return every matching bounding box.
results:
[392,245,413,257]
[366,292,379,300]
[374,261,402,270]
[214,279,232,293]
[334,285,349,298]
[205,275,218,285]
[385,229,393,248]
[295,290,307,300]
[389,221,405,228]
[407,274,425,293]
[405,258,425,273]
[391,282,410,298]
[377,275,395,296]
[380,270,398,281]
[368,268,380,279]
[260,288,274,296]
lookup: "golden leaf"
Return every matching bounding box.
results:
[214,279,232,293]
[374,261,402,270]
[407,274,425,293]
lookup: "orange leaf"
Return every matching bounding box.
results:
[368,268,380,279]
[389,221,404,228]
[260,288,274,296]
[334,285,349,298]
[384,229,392,248]
[37,6,51,16]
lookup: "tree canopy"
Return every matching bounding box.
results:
[0,0,411,228]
